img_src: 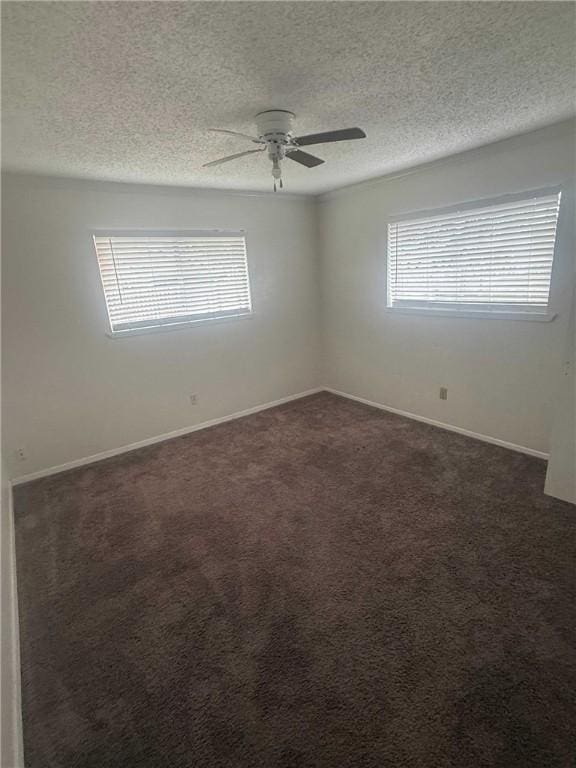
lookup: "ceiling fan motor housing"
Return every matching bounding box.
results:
[256,110,295,159]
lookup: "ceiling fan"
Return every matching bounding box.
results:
[203,110,366,191]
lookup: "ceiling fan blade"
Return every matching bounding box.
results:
[202,149,265,168]
[294,127,366,147]
[286,149,325,168]
[209,128,264,144]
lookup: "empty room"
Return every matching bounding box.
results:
[1,2,575,767]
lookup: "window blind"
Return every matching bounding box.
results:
[387,191,561,316]
[93,232,252,333]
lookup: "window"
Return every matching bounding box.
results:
[93,231,252,334]
[387,190,561,319]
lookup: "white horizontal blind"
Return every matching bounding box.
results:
[387,191,561,315]
[93,232,252,333]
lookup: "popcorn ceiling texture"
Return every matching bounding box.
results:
[2,1,575,194]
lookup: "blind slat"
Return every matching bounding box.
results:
[392,195,559,228]
[94,234,252,332]
[387,191,561,314]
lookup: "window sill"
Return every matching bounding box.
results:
[385,307,557,322]
[106,312,253,339]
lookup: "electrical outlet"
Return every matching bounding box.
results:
[189,393,199,406]
[15,447,27,462]
[439,387,448,401]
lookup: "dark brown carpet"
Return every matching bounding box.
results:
[14,392,576,768]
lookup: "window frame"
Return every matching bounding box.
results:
[92,228,254,338]
[385,186,562,322]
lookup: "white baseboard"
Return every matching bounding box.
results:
[12,388,323,485]
[324,387,549,460]
[2,482,25,767]
[11,384,548,484]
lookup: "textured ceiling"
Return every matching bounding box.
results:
[2,1,575,194]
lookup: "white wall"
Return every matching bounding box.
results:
[545,278,576,503]
[0,463,23,767]
[3,123,575,477]
[319,122,576,454]
[2,176,320,477]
